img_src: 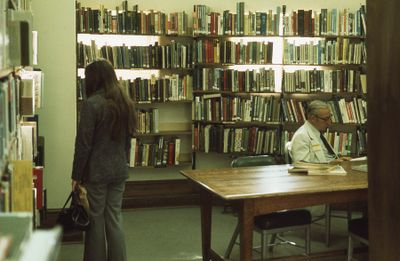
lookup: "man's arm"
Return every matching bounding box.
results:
[291,133,311,162]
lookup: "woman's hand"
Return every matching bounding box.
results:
[72,180,79,191]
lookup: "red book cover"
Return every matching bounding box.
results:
[292,11,297,35]
[32,167,43,209]
[193,126,199,150]
[167,141,175,166]
[248,127,257,154]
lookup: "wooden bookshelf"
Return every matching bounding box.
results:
[75,1,367,207]
[192,3,367,158]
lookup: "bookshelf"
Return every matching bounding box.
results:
[192,3,367,160]
[75,1,366,207]
[1,0,45,225]
[76,2,194,179]
[0,6,52,260]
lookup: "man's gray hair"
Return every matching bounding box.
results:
[307,100,329,118]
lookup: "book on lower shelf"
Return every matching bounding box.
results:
[288,161,347,176]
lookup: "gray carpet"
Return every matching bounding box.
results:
[57,206,368,261]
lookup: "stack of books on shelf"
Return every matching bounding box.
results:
[194,67,275,93]
[76,1,189,35]
[76,1,368,162]
[129,137,181,167]
[77,40,193,69]
[282,69,365,94]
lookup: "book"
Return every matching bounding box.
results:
[32,166,43,210]
[174,138,180,165]
[359,74,367,94]
[288,161,347,176]
[11,160,34,212]
[129,138,137,167]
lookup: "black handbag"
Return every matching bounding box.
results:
[57,190,90,232]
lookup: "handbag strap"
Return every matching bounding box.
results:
[61,191,74,210]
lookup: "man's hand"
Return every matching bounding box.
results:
[330,156,352,164]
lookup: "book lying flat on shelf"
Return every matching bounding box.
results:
[288,161,347,176]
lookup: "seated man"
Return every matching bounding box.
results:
[290,100,339,163]
[289,100,349,219]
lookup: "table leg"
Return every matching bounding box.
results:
[239,200,254,261]
[200,190,212,261]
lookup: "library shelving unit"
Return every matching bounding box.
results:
[1,0,45,214]
[191,3,367,161]
[0,1,56,260]
[76,1,197,207]
[75,1,367,207]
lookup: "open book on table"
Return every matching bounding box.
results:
[288,161,347,176]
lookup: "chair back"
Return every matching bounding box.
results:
[231,155,277,168]
[284,141,292,164]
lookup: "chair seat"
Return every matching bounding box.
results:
[255,209,311,230]
[348,218,368,240]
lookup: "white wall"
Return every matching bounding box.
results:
[31,0,364,208]
[31,1,76,208]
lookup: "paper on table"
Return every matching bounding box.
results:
[288,161,347,176]
[350,156,367,161]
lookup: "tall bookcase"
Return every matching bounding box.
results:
[192,4,367,161]
[0,1,44,216]
[75,1,366,207]
[75,2,198,207]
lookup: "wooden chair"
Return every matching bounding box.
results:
[347,217,369,261]
[224,155,311,260]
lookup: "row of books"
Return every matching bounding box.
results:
[76,2,366,37]
[193,4,366,37]
[193,67,275,93]
[193,4,281,36]
[77,41,193,69]
[78,75,193,102]
[8,0,32,11]
[282,7,366,37]
[76,2,190,35]
[193,94,281,123]
[283,38,365,65]
[136,108,159,134]
[194,39,274,65]
[282,69,366,94]
[281,98,367,124]
[193,125,279,154]
[0,75,19,169]
[77,37,366,69]
[129,137,181,167]
[121,75,193,103]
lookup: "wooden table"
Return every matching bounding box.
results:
[180,164,368,261]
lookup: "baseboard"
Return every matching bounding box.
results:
[122,179,200,208]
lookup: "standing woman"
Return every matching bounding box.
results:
[71,59,136,261]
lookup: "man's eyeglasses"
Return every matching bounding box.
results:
[316,115,332,121]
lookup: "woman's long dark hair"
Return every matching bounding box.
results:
[84,59,136,139]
